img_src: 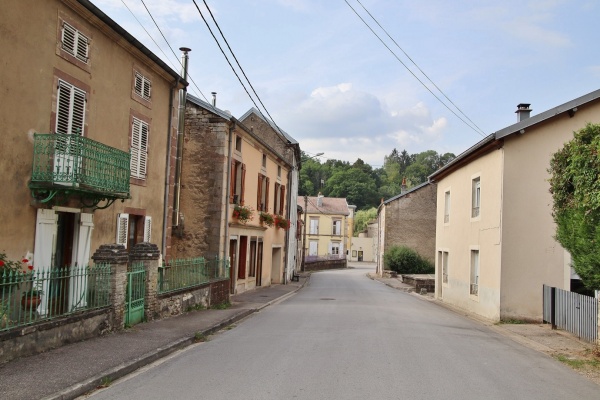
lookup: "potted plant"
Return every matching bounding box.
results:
[21,288,43,311]
[274,215,290,230]
[259,211,274,227]
[0,252,30,289]
[232,204,254,224]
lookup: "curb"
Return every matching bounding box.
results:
[44,277,310,400]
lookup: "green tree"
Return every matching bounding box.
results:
[324,168,379,210]
[549,123,600,289]
[353,207,378,236]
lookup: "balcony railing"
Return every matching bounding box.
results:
[29,133,130,207]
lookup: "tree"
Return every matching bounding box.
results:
[353,207,378,236]
[324,168,379,210]
[548,123,600,289]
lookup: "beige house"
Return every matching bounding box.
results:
[175,96,300,294]
[0,0,184,311]
[299,194,351,261]
[375,182,437,275]
[430,91,600,322]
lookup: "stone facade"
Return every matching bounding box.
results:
[377,183,437,273]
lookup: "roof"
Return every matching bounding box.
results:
[383,181,431,205]
[78,0,186,85]
[187,94,233,120]
[429,88,600,181]
[298,196,350,216]
[239,108,298,145]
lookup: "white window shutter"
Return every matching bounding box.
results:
[130,118,148,179]
[328,242,333,255]
[61,23,76,54]
[56,80,86,135]
[116,213,129,246]
[143,216,152,243]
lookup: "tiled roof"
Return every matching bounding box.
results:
[298,196,350,216]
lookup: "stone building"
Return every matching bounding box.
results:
[375,182,437,276]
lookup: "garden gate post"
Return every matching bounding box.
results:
[129,242,160,322]
[91,244,128,330]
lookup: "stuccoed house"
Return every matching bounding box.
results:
[0,0,238,363]
[299,194,351,269]
[174,94,301,295]
[430,90,600,322]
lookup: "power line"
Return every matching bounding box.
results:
[192,0,290,146]
[355,0,486,137]
[344,0,486,137]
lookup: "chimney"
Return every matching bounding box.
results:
[317,192,323,207]
[211,92,217,107]
[516,103,531,122]
[400,177,407,194]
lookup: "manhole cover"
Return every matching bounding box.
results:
[320,298,335,301]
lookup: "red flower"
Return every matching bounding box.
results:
[28,265,34,270]
[0,261,4,267]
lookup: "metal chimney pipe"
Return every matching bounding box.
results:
[515,103,531,122]
[211,92,217,107]
[173,47,191,230]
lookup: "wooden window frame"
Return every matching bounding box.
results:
[56,12,91,73]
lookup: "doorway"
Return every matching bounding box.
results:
[50,212,76,315]
[229,239,237,294]
[358,251,363,262]
[271,247,282,284]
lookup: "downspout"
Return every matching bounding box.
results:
[224,121,235,286]
[162,80,177,258]
[173,47,191,231]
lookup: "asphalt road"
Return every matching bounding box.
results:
[86,263,600,400]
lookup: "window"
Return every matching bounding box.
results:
[444,191,451,223]
[257,174,269,211]
[309,240,318,256]
[116,213,151,250]
[235,135,242,152]
[309,217,319,235]
[438,251,449,283]
[470,250,479,295]
[130,117,149,180]
[61,22,89,63]
[330,242,340,256]
[472,177,481,218]
[274,183,285,215]
[56,80,86,135]
[230,160,246,204]
[134,72,152,101]
[332,219,342,236]
[277,165,281,178]
[262,154,267,168]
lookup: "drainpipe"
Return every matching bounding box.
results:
[162,80,177,258]
[224,121,235,288]
[173,47,191,231]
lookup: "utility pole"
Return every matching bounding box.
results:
[301,195,308,272]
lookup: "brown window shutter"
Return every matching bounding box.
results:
[274,183,280,214]
[240,163,247,205]
[265,177,270,212]
[229,160,236,203]
[257,174,263,211]
[280,185,286,216]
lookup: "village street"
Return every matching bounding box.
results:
[85,263,599,400]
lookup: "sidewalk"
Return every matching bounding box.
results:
[368,273,597,367]
[0,274,309,400]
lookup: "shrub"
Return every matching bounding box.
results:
[383,245,434,274]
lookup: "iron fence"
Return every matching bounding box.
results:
[159,257,230,294]
[543,284,598,343]
[0,264,111,332]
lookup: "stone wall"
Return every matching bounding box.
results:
[304,259,347,271]
[0,309,111,364]
[171,102,229,259]
[383,184,437,263]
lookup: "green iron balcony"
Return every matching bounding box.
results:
[29,133,131,209]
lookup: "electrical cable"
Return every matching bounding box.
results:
[355,0,486,137]
[344,0,485,137]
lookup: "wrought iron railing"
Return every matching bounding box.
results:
[159,257,230,294]
[0,264,111,332]
[30,133,130,202]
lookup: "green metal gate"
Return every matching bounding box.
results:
[125,262,145,327]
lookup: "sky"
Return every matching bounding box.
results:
[94,0,600,168]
